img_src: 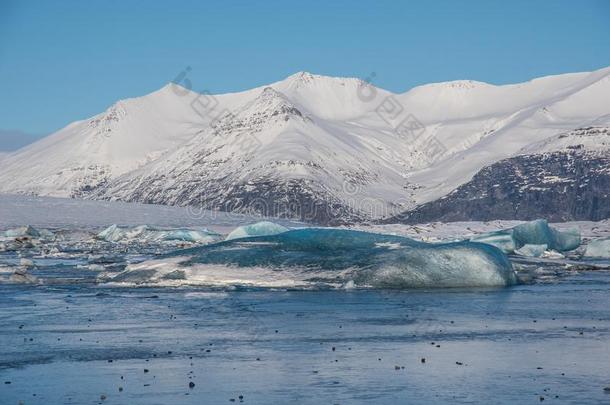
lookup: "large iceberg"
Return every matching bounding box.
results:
[104,228,517,289]
[97,224,220,244]
[225,221,289,241]
[584,237,610,258]
[470,219,580,254]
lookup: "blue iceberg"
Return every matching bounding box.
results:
[512,220,580,252]
[470,220,580,254]
[109,228,517,289]
[225,221,289,241]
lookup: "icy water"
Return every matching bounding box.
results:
[1,216,610,404]
[1,271,610,404]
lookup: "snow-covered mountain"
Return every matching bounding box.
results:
[0,84,215,197]
[1,68,609,224]
[391,126,610,223]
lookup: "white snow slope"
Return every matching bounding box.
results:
[1,68,609,220]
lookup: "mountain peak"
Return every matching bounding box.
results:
[281,71,366,89]
[243,87,305,120]
[209,87,307,136]
[421,79,493,91]
[259,86,288,100]
[284,71,318,86]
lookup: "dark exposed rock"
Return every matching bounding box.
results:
[389,150,610,224]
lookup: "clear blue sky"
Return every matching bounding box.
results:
[1,0,609,148]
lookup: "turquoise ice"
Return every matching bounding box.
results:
[156,228,518,288]
[225,221,290,241]
[470,219,580,254]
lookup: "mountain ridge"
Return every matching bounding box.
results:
[1,67,609,224]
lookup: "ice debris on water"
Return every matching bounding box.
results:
[97,224,220,245]
[3,225,53,240]
[106,228,517,289]
[584,237,610,258]
[8,268,39,284]
[225,221,289,241]
[514,244,547,258]
[541,250,565,260]
[470,219,580,255]
[0,225,55,251]
[19,258,35,268]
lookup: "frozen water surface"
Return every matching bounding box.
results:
[1,196,610,403]
[1,276,610,404]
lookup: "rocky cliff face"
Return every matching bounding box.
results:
[390,128,610,223]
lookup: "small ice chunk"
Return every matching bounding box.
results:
[225,221,289,241]
[4,225,41,238]
[9,268,38,284]
[541,250,565,260]
[88,264,105,272]
[514,244,547,258]
[97,224,124,242]
[584,237,610,258]
[19,258,34,268]
[3,225,53,240]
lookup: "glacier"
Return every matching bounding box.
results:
[8,268,39,284]
[103,228,517,289]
